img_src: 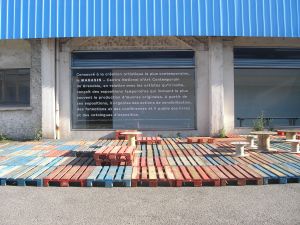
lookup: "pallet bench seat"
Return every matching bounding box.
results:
[93,146,136,166]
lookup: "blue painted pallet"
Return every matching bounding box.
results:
[266,153,300,165]
[0,166,35,186]
[0,157,63,186]
[249,164,288,184]
[269,164,300,183]
[55,145,80,151]
[17,158,64,187]
[0,155,33,166]
[86,166,132,187]
[284,163,300,173]
[271,142,293,152]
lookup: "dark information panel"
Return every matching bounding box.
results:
[72,68,195,130]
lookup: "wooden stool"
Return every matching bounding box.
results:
[285,140,300,153]
[231,141,249,157]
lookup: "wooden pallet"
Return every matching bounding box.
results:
[43,157,94,187]
[131,166,175,187]
[131,165,222,187]
[93,146,135,166]
[187,137,212,144]
[136,137,162,144]
[0,157,64,186]
[249,164,289,184]
[86,166,132,187]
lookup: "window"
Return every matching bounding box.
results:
[0,69,30,107]
[71,51,195,130]
[234,48,300,128]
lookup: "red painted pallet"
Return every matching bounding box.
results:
[187,137,212,144]
[136,137,162,144]
[93,146,136,166]
[209,164,263,186]
[43,150,73,157]
[43,157,94,187]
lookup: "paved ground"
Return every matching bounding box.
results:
[0,184,299,225]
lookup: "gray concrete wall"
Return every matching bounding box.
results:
[0,40,42,140]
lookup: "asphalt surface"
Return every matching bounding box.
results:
[0,184,299,225]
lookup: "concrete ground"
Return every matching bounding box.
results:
[0,184,299,225]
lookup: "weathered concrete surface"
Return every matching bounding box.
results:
[208,38,225,136]
[0,184,299,225]
[41,39,56,139]
[0,40,42,140]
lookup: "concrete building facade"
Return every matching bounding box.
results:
[0,0,299,140]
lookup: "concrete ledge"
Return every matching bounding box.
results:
[0,107,33,111]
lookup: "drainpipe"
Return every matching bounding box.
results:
[54,39,60,139]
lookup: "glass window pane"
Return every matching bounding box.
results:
[0,80,3,102]
[72,68,195,130]
[19,82,30,104]
[235,68,300,127]
[0,69,30,106]
[4,79,17,103]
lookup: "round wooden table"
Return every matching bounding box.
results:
[250,131,277,152]
[120,131,142,147]
[278,129,300,140]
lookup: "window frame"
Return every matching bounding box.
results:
[70,50,196,131]
[0,68,31,108]
[234,47,300,128]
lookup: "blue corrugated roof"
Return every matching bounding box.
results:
[0,0,299,40]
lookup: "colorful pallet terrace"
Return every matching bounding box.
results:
[0,138,299,187]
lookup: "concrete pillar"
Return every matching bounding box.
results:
[195,49,209,135]
[208,38,225,136]
[223,41,235,134]
[59,45,71,139]
[41,39,56,139]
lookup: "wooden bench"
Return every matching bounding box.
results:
[231,142,250,157]
[284,140,300,153]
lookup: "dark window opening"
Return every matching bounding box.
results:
[234,48,300,128]
[0,69,30,107]
[71,51,196,130]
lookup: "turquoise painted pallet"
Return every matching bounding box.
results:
[86,166,132,187]
[249,163,300,184]
[0,157,65,186]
